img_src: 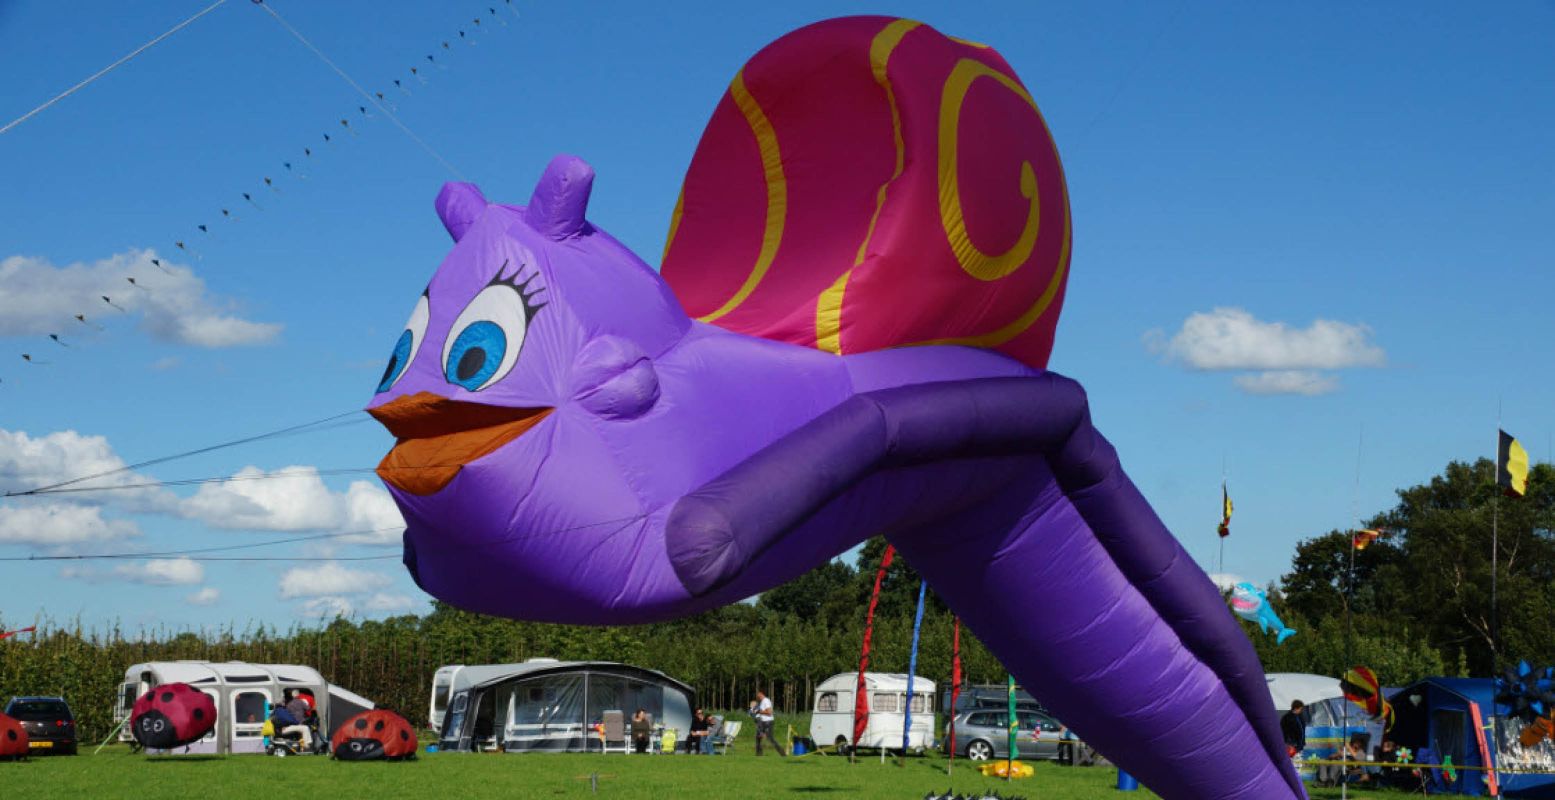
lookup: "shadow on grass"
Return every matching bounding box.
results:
[789,787,845,793]
[145,755,226,763]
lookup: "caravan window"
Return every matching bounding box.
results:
[505,673,589,752]
[433,681,451,713]
[908,694,927,714]
[442,692,470,743]
[1307,700,1335,728]
[817,692,839,712]
[872,693,898,713]
[234,692,268,725]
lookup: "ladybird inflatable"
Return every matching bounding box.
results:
[0,713,27,759]
[131,683,216,750]
[330,710,416,761]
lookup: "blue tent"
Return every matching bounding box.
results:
[1390,678,1555,798]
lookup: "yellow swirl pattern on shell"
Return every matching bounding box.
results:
[816,18,922,355]
[910,212,1070,350]
[937,58,1043,282]
[696,70,787,324]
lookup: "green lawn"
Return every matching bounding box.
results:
[0,712,1412,799]
[0,745,1421,800]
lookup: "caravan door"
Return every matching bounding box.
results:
[429,667,457,733]
[229,688,273,754]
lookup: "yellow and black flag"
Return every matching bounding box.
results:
[1218,482,1233,538]
[1498,429,1530,498]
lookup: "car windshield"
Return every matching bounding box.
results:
[8,700,70,718]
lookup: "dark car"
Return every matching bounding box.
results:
[944,684,1045,715]
[4,697,78,755]
[943,707,1066,761]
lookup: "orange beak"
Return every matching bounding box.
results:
[368,391,552,496]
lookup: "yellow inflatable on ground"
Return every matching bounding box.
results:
[978,759,1034,779]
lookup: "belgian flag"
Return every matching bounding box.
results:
[1498,429,1530,498]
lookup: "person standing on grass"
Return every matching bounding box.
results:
[631,708,652,754]
[1280,700,1306,757]
[751,690,785,756]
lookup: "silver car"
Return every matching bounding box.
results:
[944,708,1066,761]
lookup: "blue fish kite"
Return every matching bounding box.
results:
[1231,582,1296,644]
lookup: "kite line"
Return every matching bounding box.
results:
[252,0,465,179]
[0,0,230,136]
[2,409,366,497]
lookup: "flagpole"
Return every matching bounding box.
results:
[1492,407,1501,791]
[853,545,894,765]
[1342,424,1364,800]
[1220,455,1227,580]
[947,617,962,781]
[900,580,927,768]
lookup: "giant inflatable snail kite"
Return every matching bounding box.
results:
[366,17,1303,799]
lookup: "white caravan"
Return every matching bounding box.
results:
[114,661,375,755]
[809,672,936,753]
[429,660,560,733]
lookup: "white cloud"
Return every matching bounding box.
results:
[0,250,280,347]
[182,469,404,541]
[278,562,391,599]
[362,593,417,614]
[1206,572,1248,592]
[1146,307,1384,370]
[338,482,406,544]
[186,587,221,606]
[298,596,354,619]
[0,503,139,545]
[113,557,205,586]
[0,427,403,539]
[1233,370,1340,396]
[0,428,176,512]
[183,466,343,531]
[1146,307,1384,396]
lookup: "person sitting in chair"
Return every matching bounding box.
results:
[278,690,314,751]
[685,709,710,755]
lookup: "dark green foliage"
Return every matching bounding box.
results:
[1265,458,1555,682]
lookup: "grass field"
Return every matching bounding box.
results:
[0,742,1419,799]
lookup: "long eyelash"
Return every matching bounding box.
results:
[487,258,547,317]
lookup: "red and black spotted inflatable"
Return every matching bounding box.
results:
[0,713,28,759]
[130,683,217,750]
[330,709,416,761]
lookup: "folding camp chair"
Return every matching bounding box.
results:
[713,720,742,755]
[601,710,628,754]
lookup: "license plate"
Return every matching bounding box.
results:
[30,741,53,748]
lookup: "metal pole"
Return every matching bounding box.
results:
[1491,416,1501,798]
[1342,424,1363,800]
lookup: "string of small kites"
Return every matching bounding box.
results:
[10,0,522,381]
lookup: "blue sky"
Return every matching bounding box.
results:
[0,0,1551,633]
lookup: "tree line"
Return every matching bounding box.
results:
[1,456,1548,744]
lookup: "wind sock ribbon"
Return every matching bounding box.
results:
[1342,665,1394,730]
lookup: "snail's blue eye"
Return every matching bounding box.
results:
[376,294,428,394]
[441,283,531,392]
[444,321,505,390]
[377,330,414,392]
